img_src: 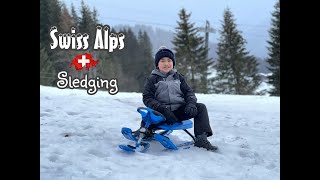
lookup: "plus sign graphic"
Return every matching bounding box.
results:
[70,53,98,70]
[78,55,90,67]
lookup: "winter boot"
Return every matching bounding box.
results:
[194,132,218,151]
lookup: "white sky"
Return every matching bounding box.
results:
[40,85,280,180]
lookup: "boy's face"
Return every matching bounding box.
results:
[158,57,173,73]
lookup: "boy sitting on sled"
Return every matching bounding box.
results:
[134,46,218,151]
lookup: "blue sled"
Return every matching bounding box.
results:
[119,107,195,152]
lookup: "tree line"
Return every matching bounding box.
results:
[40,0,279,96]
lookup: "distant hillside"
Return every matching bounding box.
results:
[256,57,270,74]
[113,24,269,73]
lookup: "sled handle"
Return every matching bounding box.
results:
[137,107,166,121]
[152,109,166,121]
[137,107,147,117]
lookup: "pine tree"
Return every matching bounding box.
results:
[172,8,212,93]
[92,7,99,25]
[40,0,62,52]
[96,50,115,78]
[60,3,74,32]
[266,1,280,96]
[40,0,62,86]
[58,3,81,79]
[78,0,98,78]
[79,0,95,38]
[40,43,56,86]
[213,8,261,95]
[137,30,154,91]
[40,0,50,48]
[198,44,213,94]
[111,28,140,92]
[70,3,79,28]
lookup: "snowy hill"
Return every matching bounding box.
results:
[40,85,280,180]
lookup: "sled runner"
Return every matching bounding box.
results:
[119,107,195,152]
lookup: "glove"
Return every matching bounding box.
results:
[184,103,197,118]
[160,107,179,125]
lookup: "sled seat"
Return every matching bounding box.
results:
[158,120,193,130]
[137,107,192,130]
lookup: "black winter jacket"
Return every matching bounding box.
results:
[142,69,197,112]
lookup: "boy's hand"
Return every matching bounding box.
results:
[161,108,179,125]
[184,104,197,118]
[165,112,179,125]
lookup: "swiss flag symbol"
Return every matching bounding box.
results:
[70,53,98,71]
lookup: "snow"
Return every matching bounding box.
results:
[256,81,273,95]
[40,85,280,180]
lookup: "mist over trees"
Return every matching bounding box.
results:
[40,0,278,95]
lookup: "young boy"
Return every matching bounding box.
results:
[138,46,218,151]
